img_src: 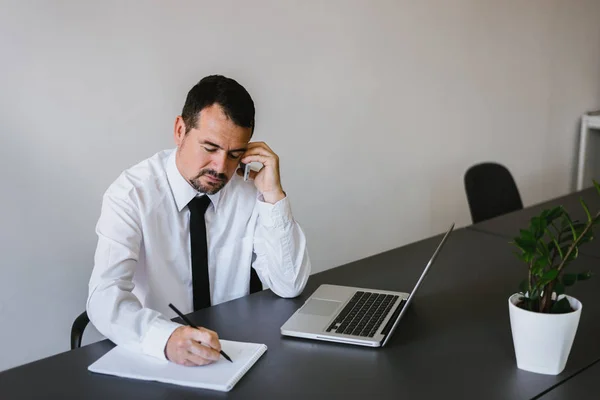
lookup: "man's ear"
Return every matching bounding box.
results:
[174,116,186,146]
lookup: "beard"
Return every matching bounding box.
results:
[189,169,229,194]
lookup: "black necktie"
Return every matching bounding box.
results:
[188,195,212,311]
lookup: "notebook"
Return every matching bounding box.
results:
[88,340,267,392]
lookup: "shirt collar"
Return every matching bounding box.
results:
[166,149,221,212]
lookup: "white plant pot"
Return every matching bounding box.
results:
[508,293,582,375]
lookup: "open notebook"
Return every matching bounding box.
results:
[88,340,267,392]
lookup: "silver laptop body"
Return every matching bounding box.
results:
[281,223,454,347]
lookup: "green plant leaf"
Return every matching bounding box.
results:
[518,279,529,294]
[554,282,565,296]
[579,230,594,244]
[574,222,594,241]
[557,234,572,244]
[542,269,559,281]
[580,198,592,222]
[545,230,563,259]
[529,217,547,240]
[562,273,577,286]
[577,271,593,281]
[532,257,550,275]
[546,206,564,221]
[560,215,570,229]
[519,229,534,242]
[528,287,541,302]
[579,197,592,222]
[551,297,572,314]
[563,214,578,241]
[538,238,550,255]
[537,269,559,288]
[531,259,546,277]
[593,179,600,197]
[560,222,584,238]
[513,251,528,263]
[514,237,536,254]
[570,245,579,261]
[515,190,599,308]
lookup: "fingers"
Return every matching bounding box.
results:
[242,142,279,164]
[236,166,261,180]
[181,350,216,366]
[190,327,221,352]
[165,326,222,367]
[188,341,221,362]
[246,141,274,154]
[240,154,272,166]
[242,148,277,160]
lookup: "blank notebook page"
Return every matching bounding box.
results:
[88,340,267,392]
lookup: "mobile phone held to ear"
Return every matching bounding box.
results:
[240,162,263,181]
[240,163,251,181]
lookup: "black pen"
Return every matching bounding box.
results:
[168,303,233,363]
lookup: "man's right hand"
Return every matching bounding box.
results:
[165,326,222,366]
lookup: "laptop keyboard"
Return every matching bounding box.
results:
[326,291,404,337]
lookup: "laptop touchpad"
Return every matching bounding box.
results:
[299,299,341,317]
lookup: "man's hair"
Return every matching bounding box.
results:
[181,75,255,134]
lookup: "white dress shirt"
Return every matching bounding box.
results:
[87,148,311,360]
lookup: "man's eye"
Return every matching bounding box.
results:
[228,153,242,160]
[204,147,217,153]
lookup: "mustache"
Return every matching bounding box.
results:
[197,169,227,181]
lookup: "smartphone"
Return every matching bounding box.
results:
[240,162,263,181]
[240,163,251,181]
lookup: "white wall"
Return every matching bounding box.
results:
[1,0,599,371]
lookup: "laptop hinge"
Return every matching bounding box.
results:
[381,299,407,337]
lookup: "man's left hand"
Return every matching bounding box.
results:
[237,142,285,204]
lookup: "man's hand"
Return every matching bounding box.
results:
[237,142,285,204]
[165,326,222,366]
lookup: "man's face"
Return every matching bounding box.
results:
[174,104,252,194]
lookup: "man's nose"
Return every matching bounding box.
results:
[211,152,229,173]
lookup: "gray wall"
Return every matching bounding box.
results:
[1,0,600,371]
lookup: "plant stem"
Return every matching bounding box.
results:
[528,259,533,295]
[540,281,556,312]
[540,211,600,312]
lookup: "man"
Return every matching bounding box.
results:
[87,75,311,367]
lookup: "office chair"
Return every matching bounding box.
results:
[70,269,263,349]
[464,162,523,224]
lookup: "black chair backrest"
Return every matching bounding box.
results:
[464,162,523,224]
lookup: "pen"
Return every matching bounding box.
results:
[168,303,233,363]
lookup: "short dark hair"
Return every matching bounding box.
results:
[181,75,255,135]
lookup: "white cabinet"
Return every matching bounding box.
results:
[576,113,600,190]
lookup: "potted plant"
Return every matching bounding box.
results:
[509,181,600,375]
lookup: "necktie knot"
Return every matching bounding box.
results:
[188,195,211,215]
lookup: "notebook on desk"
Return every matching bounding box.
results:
[88,340,267,392]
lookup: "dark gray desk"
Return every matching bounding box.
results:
[2,228,600,399]
[538,359,600,399]
[469,187,600,258]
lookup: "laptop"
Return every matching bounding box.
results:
[280,223,454,347]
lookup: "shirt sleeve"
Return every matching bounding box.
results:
[86,190,180,360]
[252,195,311,298]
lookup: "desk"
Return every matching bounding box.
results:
[469,187,600,258]
[576,113,600,191]
[538,359,600,399]
[2,226,600,399]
